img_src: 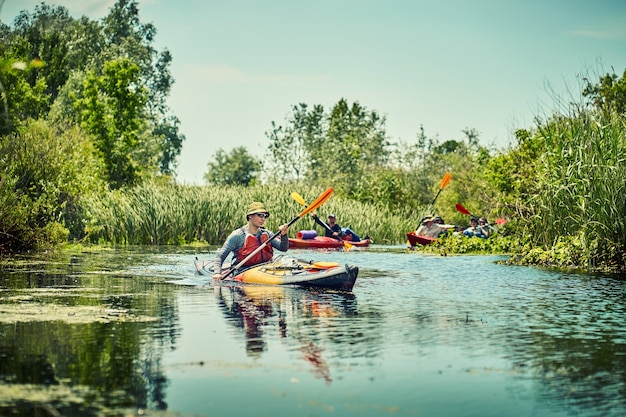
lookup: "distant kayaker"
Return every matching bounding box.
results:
[213,202,289,280]
[462,217,488,239]
[311,212,362,242]
[311,212,343,238]
[478,217,491,238]
[416,215,456,238]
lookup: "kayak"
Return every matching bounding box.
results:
[406,231,436,246]
[194,255,358,291]
[289,236,371,249]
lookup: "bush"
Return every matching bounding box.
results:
[0,119,106,252]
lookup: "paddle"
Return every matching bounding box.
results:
[454,203,505,231]
[290,192,353,250]
[220,187,334,280]
[413,173,453,241]
[431,172,452,207]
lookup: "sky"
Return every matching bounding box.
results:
[2,0,626,185]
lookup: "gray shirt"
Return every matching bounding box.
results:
[213,226,289,274]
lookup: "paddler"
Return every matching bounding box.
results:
[213,202,289,280]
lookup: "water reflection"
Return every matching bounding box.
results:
[1,248,625,417]
[212,283,359,384]
[0,250,182,416]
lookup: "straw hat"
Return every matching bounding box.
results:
[246,202,269,216]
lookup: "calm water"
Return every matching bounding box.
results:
[1,245,625,417]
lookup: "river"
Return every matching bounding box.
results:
[1,245,625,417]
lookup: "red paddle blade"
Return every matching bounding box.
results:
[455,203,471,215]
[495,218,507,225]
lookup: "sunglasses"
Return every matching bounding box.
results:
[255,213,270,219]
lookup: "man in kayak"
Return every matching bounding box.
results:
[213,202,289,280]
[416,215,456,238]
[463,217,488,238]
[311,213,362,242]
[311,212,342,238]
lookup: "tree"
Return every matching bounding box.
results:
[2,0,185,176]
[101,0,184,175]
[205,147,262,186]
[582,68,626,115]
[74,58,149,189]
[0,119,106,252]
[264,103,324,182]
[313,99,390,196]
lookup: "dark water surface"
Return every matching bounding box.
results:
[1,245,625,416]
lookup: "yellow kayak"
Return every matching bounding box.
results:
[195,255,358,291]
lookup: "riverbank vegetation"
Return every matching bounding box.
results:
[1,1,624,273]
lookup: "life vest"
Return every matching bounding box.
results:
[237,230,274,267]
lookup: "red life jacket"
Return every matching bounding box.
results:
[237,231,273,267]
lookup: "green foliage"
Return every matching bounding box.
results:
[264,103,324,182]
[205,147,262,186]
[419,233,523,255]
[1,0,184,179]
[83,182,417,246]
[582,68,626,115]
[0,119,106,252]
[264,99,390,194]
[0,56,49,134]
[493,69,626,272]
[74,58,149,188]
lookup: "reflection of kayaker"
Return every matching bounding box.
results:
[213,285,356,383]
[300,340,332,384]
[214,285,274,357]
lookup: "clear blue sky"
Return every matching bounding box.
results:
[2,0,626,184]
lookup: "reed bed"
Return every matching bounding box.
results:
[84,182,417,245]
[529,109,626,270]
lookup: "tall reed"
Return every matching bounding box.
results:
[84,182,417,245]
[530,109,626,270]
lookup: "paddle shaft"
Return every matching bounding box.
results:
[221,217,294,279]
[314,215,342,239]
[430,188,444,207]
[291,192,352,249]
[421,173,452,221]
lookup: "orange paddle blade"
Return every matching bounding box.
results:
[440,172,452,190]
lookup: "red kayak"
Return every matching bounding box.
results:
[289,236,371,249]
[406,231,436,247]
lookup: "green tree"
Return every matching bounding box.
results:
[101,0,184,175]
[582,68,626,115]
[264,103,324,182]
[315,99,389,190]
[205,147,262,186]
[2,0,184,175]
[0,55,48,134]
[74,58,149,189]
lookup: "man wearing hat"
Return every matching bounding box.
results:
[311,211,343,238]
[415,215,456,238]
[213,202,289,279]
